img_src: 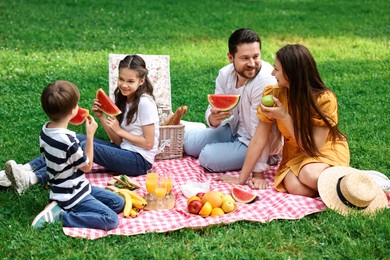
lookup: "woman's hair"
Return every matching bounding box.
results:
[276,44,347,157]
[41,80,80,121]
[114,55,155,125]
[228,28,261,56]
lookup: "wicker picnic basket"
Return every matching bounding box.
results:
[155,124,185,160]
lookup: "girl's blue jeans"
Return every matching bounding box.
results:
[30,134,152,184]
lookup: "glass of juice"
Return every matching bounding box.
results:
[162,173,173,195]
[146,170,158,202]
[155,179,167,209]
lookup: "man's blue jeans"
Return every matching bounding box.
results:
[183,124,247,172]
[61,186,124,230]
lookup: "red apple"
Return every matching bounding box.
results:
[196,192,205,200]
[188,200,203,214]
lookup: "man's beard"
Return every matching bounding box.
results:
[234,65,261,80]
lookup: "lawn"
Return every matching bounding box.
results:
[0,0,389,259]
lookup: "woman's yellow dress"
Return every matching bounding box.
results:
[258,86,350,192]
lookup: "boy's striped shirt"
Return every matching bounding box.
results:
[39,123,91,209]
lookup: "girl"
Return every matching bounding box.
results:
[217,44,350,197]
[4,55,160,195]
[78,54,160,176]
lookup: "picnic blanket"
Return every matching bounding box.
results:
[63,156,390,240]
[63,156,328,239]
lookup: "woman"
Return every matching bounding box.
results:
[217,44,350,197]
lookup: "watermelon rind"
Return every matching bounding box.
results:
[207,94,240,112]
[231,187,258,204]
[96,88,122,116]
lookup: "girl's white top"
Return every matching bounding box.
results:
[120,93,159,164]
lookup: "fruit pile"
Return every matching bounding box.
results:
[187,190,237,217]
[115,189,147,218]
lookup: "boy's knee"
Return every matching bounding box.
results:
[104,215,120,231]
[116,196,125,213]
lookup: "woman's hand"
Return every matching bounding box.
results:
[248,172,268,190]
[91,99,105,120]
[259,97,288,121]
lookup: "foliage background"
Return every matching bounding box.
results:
[0,0,389,258]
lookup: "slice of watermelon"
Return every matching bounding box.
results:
[231,187,258,204]
[69,107,89,126]
[96,88,122,116]
[207,94,240,112]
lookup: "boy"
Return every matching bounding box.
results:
[28,80,124,230]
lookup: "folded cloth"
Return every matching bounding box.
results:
[180,120,206,133]
[361,170,390,192]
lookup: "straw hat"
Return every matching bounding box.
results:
[318,166,388,216]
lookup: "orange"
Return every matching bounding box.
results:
[222,200,236,213]
[201,191,223,208]
[198,201,212,217]
[210,207,225,217]
[187,195,202,205]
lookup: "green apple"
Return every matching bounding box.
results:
[261,95,275,107]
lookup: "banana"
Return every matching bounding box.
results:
[130,208,138,218]
[116,189,133,217]
[132,207,141,213]
[116,188,147,212]
[128,190,147,206]
[119,189,147,208]
[132,199,146,210]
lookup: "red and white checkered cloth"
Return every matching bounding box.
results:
[63,156,387,240]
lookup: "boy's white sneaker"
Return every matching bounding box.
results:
[0,170,12,187]
[5,160,32,195]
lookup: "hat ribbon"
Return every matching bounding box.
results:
[336,176,368,210]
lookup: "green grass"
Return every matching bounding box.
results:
[0,0,389,258]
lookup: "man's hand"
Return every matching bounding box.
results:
[215,175,242,184]
[208,108,232,127]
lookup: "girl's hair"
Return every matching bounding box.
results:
[41,80,80,121]
[114,55,155,125]
[276,44,347,157]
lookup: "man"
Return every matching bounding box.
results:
[184,28,282,188]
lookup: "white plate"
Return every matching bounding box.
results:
[180,181,210,198]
